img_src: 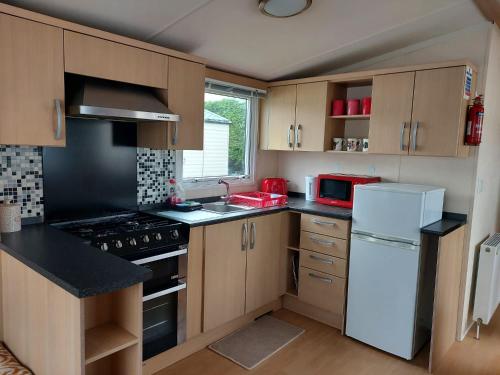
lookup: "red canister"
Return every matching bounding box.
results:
[362,97,372,115]
[332,99,345,116]
[347,99,360,116]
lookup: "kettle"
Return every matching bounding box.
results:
[305,175,317,201]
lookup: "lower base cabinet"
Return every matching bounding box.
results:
[203,214,281,332]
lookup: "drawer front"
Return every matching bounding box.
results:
[300,231,348,259]
[298,267,345,314]
[301,214,349,239]
[300,249,347,278]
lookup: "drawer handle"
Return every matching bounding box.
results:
[312,219,336,226]
[309,236,335,247]
[308,273,332,284]
[309,254,334,264]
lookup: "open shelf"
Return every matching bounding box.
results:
[85,323,138,365]
[329,114,370,120]
[326,150,369,155]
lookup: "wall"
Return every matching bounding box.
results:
[460,24,500,337]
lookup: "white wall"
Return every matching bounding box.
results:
[461,24,500,337]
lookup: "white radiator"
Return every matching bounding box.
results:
[473,233,500,329]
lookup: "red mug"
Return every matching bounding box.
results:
[332,99,345,116]
[347,99,360,116]
[362,97,372,115]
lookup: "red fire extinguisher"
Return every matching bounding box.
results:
[465,95,484,145]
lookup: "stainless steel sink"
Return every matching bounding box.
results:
[202,202,253,214]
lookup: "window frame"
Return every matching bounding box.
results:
[176,88,259,197]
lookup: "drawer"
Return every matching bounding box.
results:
[300,249,347,278]
[300,231,348,259]
[301,214,349,239]
[298,267,345,315]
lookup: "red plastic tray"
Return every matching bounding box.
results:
[230,192,288,208]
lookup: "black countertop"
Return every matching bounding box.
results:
[421,218,466,236]
[0,224,151,298]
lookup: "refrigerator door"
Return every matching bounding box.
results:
[352,183,444,245]
[346,233,420,360]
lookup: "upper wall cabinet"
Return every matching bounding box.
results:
[166,57,205,150]
[64,31,168,89]
[369,66,473,157]
[0,14,66,147]
[263,82,332,152]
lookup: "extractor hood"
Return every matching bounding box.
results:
[66,76,180,122]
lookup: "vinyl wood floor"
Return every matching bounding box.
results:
[155,309,500,375]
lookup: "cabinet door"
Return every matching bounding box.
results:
[410,67,468,157]
[368,72,415,154]
[0,14,65,146]
[167,57,206,150]
[64,31,168,88]
[267,85,297,151]
[295,82,329,152]
[204,219,247,332]
[246,214,281,313]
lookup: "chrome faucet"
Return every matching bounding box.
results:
[218,178,231,204]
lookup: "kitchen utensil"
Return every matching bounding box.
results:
[0,203,21,233]
[362,138,369,152]
[261,178,288,195]
[305,175,317,201]
[333,137,345,151]
[362,97,372,115]
[347,138,360,152]
[332,99,345,116]
[347,99,360,115]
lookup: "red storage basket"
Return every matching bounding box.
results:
[230,192,287,208]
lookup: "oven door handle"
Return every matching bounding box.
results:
[132,248,187,265]
[143,280,187,302]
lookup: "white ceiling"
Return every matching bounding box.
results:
[4,0,487,80]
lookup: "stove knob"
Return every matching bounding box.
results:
[115,240,123,249]
[171,230,179,240]
[155,233,162,241]
[129,238,137,246]
[142,235,150,243]
[100,243,109,252]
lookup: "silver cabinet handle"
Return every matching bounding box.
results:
[287,125,294,148]
[312,219,336,226]
[309,235,335,247]
[241,222,248,251]
[411,121,419,151]
[249,222,256,250]
[295,124,302,148]
[400,122,407,151]
[54,99,63,140]
[309,254,334,265]
[172,121,179,145]
[308,272,332,284]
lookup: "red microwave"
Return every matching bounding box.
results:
[316,174,381,208]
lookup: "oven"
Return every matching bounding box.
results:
[316,174,381,208]
[132,246,187,360]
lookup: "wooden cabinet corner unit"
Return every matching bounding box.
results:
[262,62,476,157]
[0,6,206,149]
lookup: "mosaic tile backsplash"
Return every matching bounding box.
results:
[0,145,176,219]
[137,148,176,205]
[0,146,44,218]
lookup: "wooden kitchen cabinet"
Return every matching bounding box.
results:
[204,214,281,331]
[368,72,415,155]
[263,82,332,151]
[166,57,206,150]
[203,219,247,332]
[0,14,66,146]
[64,31,168,89]
[369,66,473,157]
[245,214,281,313]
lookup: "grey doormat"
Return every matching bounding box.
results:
[208,315,305,370]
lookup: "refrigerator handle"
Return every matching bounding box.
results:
[352,232,419,251]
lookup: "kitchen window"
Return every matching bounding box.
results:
[179,81,264,193]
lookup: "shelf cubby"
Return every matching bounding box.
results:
[85,323,138,365]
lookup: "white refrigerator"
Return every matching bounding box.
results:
[346,183,445,360]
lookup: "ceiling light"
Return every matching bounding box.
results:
[259,0,312,18]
